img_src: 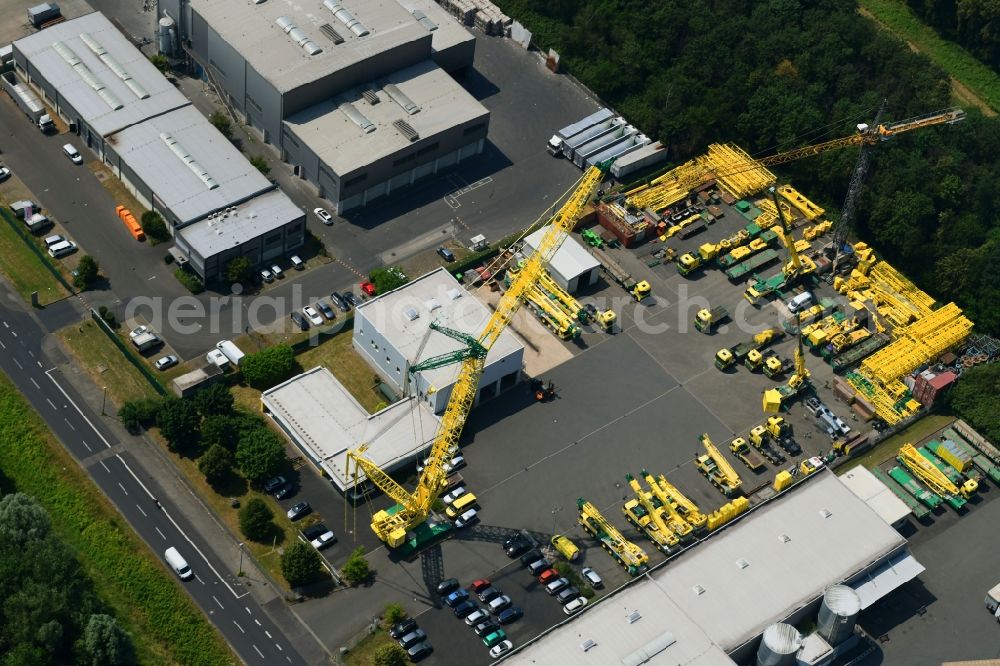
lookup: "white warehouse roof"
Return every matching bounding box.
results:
[839,465,912,527]
[262,367,439,491]
[14,12,189,137]
[177,189,304,257]
[523,226,600,283]
[507,471,914,665]
[284,59,488,177]
[355,267,522,393]
[109,106,274,225]
[394,0,475,56]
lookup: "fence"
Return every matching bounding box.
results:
[0,207,75,296]
[89,308,169,396]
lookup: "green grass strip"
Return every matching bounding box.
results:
[860,0,1000,112]
[0,374,236,666]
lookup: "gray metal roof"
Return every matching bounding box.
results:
[14,12,189,137]
[177,189,303,257]
[838,465,912,526]
[523,226,600,283]
[507,471,909,665]
[261,367,439,491]
[190,0,430,93]
[283,59,488,177]
[394,0,475,55]
[109,106,273,225]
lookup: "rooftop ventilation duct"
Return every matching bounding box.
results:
[275,16,294,32]
[323,1,369,36]
[319,23,344,44]
[340,102,375,133]
[160,132,218,190]
[384,84,420,114]
[361,87,379,104]
[393,119,419,142]
[273,17,322,55]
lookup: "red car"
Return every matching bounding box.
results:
[470,578,492,594]
[537,568,559,585]
[361,281,377,297]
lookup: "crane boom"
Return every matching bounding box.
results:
[350,163,609,548]
[701,433,742,488]
[655,474,707,530]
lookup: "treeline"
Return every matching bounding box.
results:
[498,0,1000,334]
[906,0,1000,70]
[0,493,133,665]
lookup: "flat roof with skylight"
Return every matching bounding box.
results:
[178,189,303,258]
[394,0,475,57]
[523,226,600,283]
[110,106,273,225]
[190,0,430,92]
[507,471,918,665]
[284,59,488,176]
[13,12,189,137]
[261,367,439,491]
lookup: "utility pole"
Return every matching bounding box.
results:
[237,542,245,576]
[101,386,107,416]
[550,506,562,536]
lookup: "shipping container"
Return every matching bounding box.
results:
[571,123,638,168]
[609,141,669,179]
[562,117,624,160]
[27,2,60,27]
[2,71,45,123]
[587,133,650,169]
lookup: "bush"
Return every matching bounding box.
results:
[553,561,594,599]
[155,398,201,452]
[209,111,232,139]
[192,384,233,417]
[341,546,371,586]
[280,541,323,587]
[140,211,169,243]
[148,54,169,73]
[241,345,296,390]
[74,255,100,290]
[249,155,270,177]
[237,498,274,543]
[368,267,408,295]
[225,256,252,285]
[198,444,232,484]
[372,644,408,666]
[174,269,204,294]
[235,428,286,483]
[118,397,163,432]
[383,602,407,626]
[101,310,117,328]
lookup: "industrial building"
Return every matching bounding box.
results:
[261,367,439,492]
[353,267,523,414]
[522,226,600,294]
[158,0,489,213]
[506,471,924,665]
[839,464,912,530]
[11,12,306,283]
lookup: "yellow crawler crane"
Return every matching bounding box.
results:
[654,473,707,533]
[898,443,977,510]
[346,163,610,551]
[639,470,694,541]
[696,433,742,496]
[622,474,679,553]
[578,498,649,576]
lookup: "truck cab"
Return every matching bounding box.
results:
[546,135,563,157]
[37,114,54,133]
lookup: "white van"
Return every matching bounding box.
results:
[787,291,813,313]
[63,143,83,164]
[290,255,304,270]
[216,340,245,366]
[164,547,193,580]
[47,240,77,258]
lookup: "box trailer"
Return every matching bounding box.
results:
[215,340,245,367]
[610,142,669,179]
[563,117,625,163]
[547,108,614,157]
[587,134,651,169]
[571,124,638,168]
[27,2,61,27]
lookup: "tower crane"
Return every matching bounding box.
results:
[623,105,965,212]
[346,162,610,550]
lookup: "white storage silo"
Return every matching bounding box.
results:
[158,16,175,56]
[756,623,801,666]
[817,585,861,646]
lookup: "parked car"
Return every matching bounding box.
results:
[314,207,333,225]
[551,534,580,561]
[290,312,309,331]
[581,567,603,588]
[260,268,274,283]
[436,246,456,262]
[389,618,417,640]
[454,508,478,528]
[303,305,323,326]
[436,578,460,596]
[537,568,559,585]
[470,579,492,593]
[317,300,336,320]
[270,264,284,279]
[444,589,469,607]
[44,234,65,247]
[527,558,552,576]
[0,166,10,181]
[398,628,426,649]
[563,596,588,615]
[520,549,544,567]
[63,143,83,164]
[488,595,512,615]
[407,642,432,662]
[464,609,488,627]
[417,454,464,474]
[442,486,467,505]
[474,619,499,637]
[302,524,335,550]
[154,355,178,371]
[504,534,533,558]
[489,640,513,659]
[452,600,478,618]
[290,255,304,270]
[556,586,580,605]
[263,476,287,493]
[343,292,360,307]
[497,607,523,625]
[545,578,570,595]
[477,586,501,603]
[286,502,311,521]
[360,281,377,297]
[329,292,349,312]
[274,484,294,500]
[482,629,507,648]
[129,325,149,340]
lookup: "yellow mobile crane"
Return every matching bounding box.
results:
[743,186,816,305]
[897,443,977,510]
[579,498,649,576]
[346,163,610,552]
[696,433,743,496]
[623,474,680,553]
[638,470,694,541]
[653,473,707,533]
[763,316,811,413]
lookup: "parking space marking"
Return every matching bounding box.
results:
[213,595,225,610]
[117,482,129,496]
[265,630,272,639]
[136,504,147,517]
[82,440,92,452]
[46,397,56,409]
[254,619,261,626]
[443,176,493,210]
[253,645,264,659]
[233,621,245,634]
[0,340,5,349]
[29,377,39,389]
[195,575,205,585]
[99,459,110,473]
[154,527,166,540]
[245,606,252,615]
[64,417,76,430]
[13,357,22,369]
[275,644,283,651]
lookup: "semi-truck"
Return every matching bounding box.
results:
[28,2,61,27]
[730,437,765,471]
[589,247,651,301]
[694,306,728,334]
[985,582,1000,620]
[2,72,54,132]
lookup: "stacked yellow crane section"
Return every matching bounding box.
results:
[778,184,825,220]
[353,164,606,548]
[538,270,586,321]
[624,475,679,551]
[898,443,975,498]
[862,304,972,385]
[708,144,777,198]
[638,472,693,540]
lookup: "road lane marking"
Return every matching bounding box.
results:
[27,350,33,357]
[136,504,147,517]
[30,377,40,389]
[0,340,5,349]
[155,527,166,540]
[46,370,112,449]
[233,621,245,634]
[99,459,110,473]
[37,361,42,368]
[265,630,272,639]
[275,644,282,651]
[11,330,16,337]
[213,595,225,610]
[63,417,76,430]
[117,482,129,496]
[254,619,261,626]
[2,321,7,328]
[46,398,57,409]
[82,440,92,452]
[13,358,22,369]
[253,645,264,659]
[246,606,252,615]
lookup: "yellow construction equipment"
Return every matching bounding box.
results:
[347,162,610,551]
[538,270,588,324]
[638,470,694,541]
[654,473,707,533]
[763,317,811,413]
[696,434,742,496]
[777,184,824,220]
[898,443,977,501]
[705,497,750,531]
[730,437,766,472]
[744,187,816,305]
[622,474,680,553]
[524,283,581,339]
[765,415,789,439]
[578,498,649,576]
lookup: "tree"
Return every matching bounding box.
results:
[341,546,371,586]
[139,211,169,242]
[209,111,232,139]
[201,414,243,451]
[193,384,234,417]
[235,428,286,483]
[74,255,100,290]
[226,256,253,285]
[280,541,322,587]
[118,397,162,433]
[249,155,271,177]
[238,498,274,542]
[155,398,201,452]
[83,614,132,666]
[241,345,296,389]
[148,54,169,73]
[383,602,406,626]
[368,267,408,295]
[198,444,232,484]
[946,363,1000,444]
[372,644,408,666]
[0,492,51,547]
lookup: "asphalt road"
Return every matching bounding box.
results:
[0,289,309,666]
